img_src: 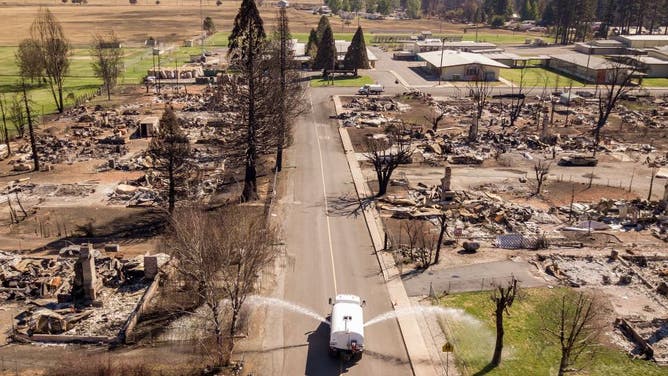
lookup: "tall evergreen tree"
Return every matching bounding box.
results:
[306,28,318,59]
[343,26,370,76]
[313,25,336,72]
[315,15,331,45]
[228,0,266,202]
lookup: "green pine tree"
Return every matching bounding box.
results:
[306,28,318,59]
[343,26,369,76]
[315,15,331,46]
[313,24,336,72]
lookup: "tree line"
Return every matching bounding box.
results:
[421,0,668,44]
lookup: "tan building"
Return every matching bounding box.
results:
[417,50,508,81]
[548,53,639,84]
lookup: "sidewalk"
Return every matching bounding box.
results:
[333,95,447,376]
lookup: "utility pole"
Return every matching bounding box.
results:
[438,38,445,86]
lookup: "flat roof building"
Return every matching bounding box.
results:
[615,35,668,49]
[549,53,639,84]
[418,50,509,81]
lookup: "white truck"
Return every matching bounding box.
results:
[358,84,384,95]
[328,294,365,361]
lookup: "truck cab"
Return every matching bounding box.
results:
[329,294,365,361]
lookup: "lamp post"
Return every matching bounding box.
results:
[438,38,445,86]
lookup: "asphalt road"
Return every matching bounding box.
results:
[267,86,412,375]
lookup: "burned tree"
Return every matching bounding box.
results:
[507,67,529,129]
[364,133,412,197]
[90,31,124,101]
[542,291,604,376]
[491,277,519,367]
[433,212,448,266]
[166,205,276,366]
[593,62,636,156]
[424,105,445,132]
[21,82,39,172]
[8,94,26,139]
[147,106,191,213]
[467,73,492,142]
[0,94,10,156]
[228,0,267,202]
[270,6,306,172]
[28,8,71,113]
[534,160,551,195]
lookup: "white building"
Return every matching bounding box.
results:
[417,50,508,81]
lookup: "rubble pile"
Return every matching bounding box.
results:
[0,252,73,301]
[5,249,163,337]
[379,183,560,239]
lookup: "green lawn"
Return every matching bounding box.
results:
[438,288,664,376]
[461,32,546,45]
[642,78,668,87]
[501,67,588,89]
[310,74,373,87]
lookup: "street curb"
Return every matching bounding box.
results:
[332,95,439,376]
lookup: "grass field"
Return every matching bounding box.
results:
[309,75,373,87]
[642,78,668,87]
[438,288,665,376]
[501,67,588,89]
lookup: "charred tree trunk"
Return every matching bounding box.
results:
[168,160,175,213]
[22,83,39,171]
[492,304,505,366]
[0,98,10,155]
[433,215,447,265]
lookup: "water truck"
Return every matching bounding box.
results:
[328,294,365,361]
[357,84,384,95]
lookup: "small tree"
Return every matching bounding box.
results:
[15,39,44,85]
[8,95,26,139]
[313,24,336,73]
[424,105,445,132]
[593,62,636,156]
[90,31,124,101]
[542,291,604,376]
[534,160,551,195]
[147,106,191,213]
[507,66,529,129]
[305,28,318,59]
[468,73,492,142]
[203,16,216,35]
[343,26,370,76]
[29,8,71,113]
[490,277,519,367]
[365,134,412,197]
[0,95,11,156]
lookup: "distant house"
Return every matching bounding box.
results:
[417,50,509,81]
[615,35,668,49]
[549,53,641,84]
